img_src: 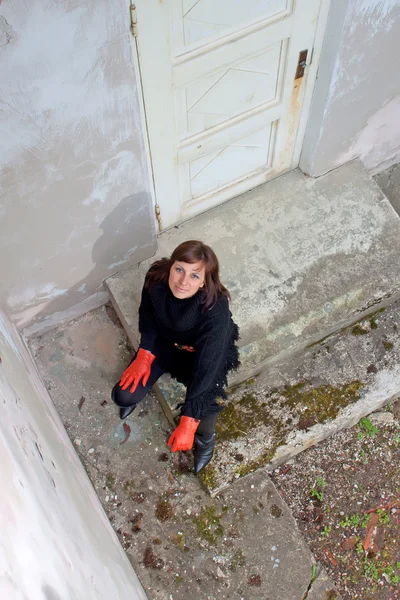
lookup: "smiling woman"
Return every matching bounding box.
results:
[111,240,240,474]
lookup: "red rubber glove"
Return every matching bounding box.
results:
[167,416,200,452]
[119,348,155,393]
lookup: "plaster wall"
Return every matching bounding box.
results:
[0,310,147,599]
[301,0,400,176]
[0,0,156,334]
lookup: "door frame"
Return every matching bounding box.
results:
[129,0,333,233]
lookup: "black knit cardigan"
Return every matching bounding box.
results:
[138,278,240,419]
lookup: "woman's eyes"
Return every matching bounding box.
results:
[176,266,199,279]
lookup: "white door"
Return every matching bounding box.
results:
[134,0,329,230]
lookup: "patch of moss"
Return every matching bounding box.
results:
[105,473,116,490]
[383,340,394,351]
[229,549,246,572]
[352,324,369,336]
[174,574,184,587]
[235,449,275,477]
[369,317,379,330]
[217,393,277,442]
[324,590,338,600]
[307,332,333,349]
[193,506,224,544]
[279,380,364,430]
[348,307,386,335]
[170,532,186,551]
[197,464,218,490]
[217,378,364,481]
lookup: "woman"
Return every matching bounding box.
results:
[111,240,239,474]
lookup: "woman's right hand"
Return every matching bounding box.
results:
[119,348,156,393]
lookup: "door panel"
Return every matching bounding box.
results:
[136,0,328,229]
[179,42,282,138]
[189,125,273,198]
[177,0,289,50]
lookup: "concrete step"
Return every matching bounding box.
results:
[197,299,400,494]
[106,160,400,424]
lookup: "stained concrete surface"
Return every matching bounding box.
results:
[30,305,340,600]
[106,161,400,425]
[375,163,400,217]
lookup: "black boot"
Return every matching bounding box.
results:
[119,405,136,420]
[194,433,216,474]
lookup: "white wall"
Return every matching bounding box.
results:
[0,0,156,334]
[0,310,147,600]
[301,0,400,176]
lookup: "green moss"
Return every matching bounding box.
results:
[216,378,364,482]
[105,473,116,490]
[170,532,186,551]
[280,380,364,430]
[352,324,369,335]
[309,308,386,348]
[197,464,218,490]
[217,393,275,442]
[383,340,394,351]
[235,450,275,477]
[307,333,332,349]
[174,574,184,587]
[193,507,224,544]
[229,549,246,572]
[369,317,379,329]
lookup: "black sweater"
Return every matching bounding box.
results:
[138,279,239,419]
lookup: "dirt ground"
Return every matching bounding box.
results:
[271,403,400,600]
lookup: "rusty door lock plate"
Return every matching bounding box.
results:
[295,49,308,80]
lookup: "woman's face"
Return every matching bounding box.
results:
[168,260,206,299]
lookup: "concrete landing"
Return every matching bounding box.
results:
[106,160,400,421]
[30,306,341,600]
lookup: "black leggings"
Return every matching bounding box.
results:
[112,359,218,440]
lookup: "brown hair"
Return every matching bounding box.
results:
[145,240,230,310]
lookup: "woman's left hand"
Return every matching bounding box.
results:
[167,416,200,452]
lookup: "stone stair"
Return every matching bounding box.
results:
[106,160,400,421]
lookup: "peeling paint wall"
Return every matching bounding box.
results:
[301,0,400,176]
[0,0,156,333]
[0,310,147,599]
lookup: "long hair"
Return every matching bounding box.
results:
[145,240,230,311]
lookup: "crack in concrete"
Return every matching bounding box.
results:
[301,563,319,600]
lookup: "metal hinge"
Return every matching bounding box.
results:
[155,204,162,230]
[130,3,138,37]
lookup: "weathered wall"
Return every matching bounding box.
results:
[0,310,147,599]
[301,0,400,176]
[0,0,156,335]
